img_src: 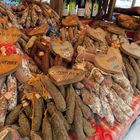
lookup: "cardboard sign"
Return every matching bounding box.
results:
[0,54,22,78]
[94,48,123,73]
[48,66,85,86]
[28,23,48,36]
[62,15,79,27]
[87,26,108,45]
[121,43,140,59]
[51,41,74,61]
[0,27,22,44]
[77,47,123,74]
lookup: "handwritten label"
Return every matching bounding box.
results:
[0,54,22,77]
[107,56,119,69]
[0,33,20,37]
[0,60,17,65]
[50,70,83,76]
[60,48,72,57]
[49,66,85,86]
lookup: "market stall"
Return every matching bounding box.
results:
[0,0,139,140]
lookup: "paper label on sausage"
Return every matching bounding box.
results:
[4,92,13,100]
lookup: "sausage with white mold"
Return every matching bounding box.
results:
[0,96,8,125]
[107,89,129,123]
[0,77,6,91]
[113,73,134,93]
[7,74,18,111]
[100,87,115,125]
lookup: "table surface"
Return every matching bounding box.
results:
[123,115,140,140]
[70,96,140,140]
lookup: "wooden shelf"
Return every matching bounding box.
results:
[50,0,116,20]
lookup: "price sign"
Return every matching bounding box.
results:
[121,43,140,59]
[94,47,123,73]
[51,41,74,61]
[48,66,85,86]
[0,27,22,44]
[0,54,22,78]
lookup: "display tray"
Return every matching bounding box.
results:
[69,95,140,140]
